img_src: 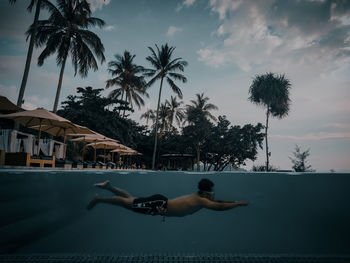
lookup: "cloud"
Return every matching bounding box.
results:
[197,0,350,73]
[271,132,350,141]
[103,25,115,31]
[322,122,350,130]
[197,48,227,68]
[87,0,111,12]
[0,84,18,102]
[176,0,196,12]
[167,26,183,37]
[0,55,26,81]
[22,101,38,110]
[0,83,51,110]
[184,0,196,7]
[23,95,50,110]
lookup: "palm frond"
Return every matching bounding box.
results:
[168,72,187,83]
[166,77,183,99]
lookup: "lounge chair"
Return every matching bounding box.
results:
[30,155,56,167]
[84,160,94,168]
[71,158,84,169]
[55,158,72,169]
[97,161,106,169]
[106,162,116,169]
[5,152,55,167]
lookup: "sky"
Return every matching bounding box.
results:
[0,0,349,172]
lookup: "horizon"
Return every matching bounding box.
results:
[0,0,349,172]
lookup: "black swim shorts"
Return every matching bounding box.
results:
[132,194,168,216]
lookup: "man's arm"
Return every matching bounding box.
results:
[217,200,248,205]
[201,198,248,211]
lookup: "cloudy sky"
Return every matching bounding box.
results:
[0,0,349,171]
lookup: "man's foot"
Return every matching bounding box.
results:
[94,180,111,189]
[87,194,100,210]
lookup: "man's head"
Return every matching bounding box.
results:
[198,178,215,200]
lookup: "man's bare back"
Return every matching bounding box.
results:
[87,179,248,217]
[166,194,247,216]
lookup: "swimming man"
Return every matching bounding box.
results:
[87,178,248,217]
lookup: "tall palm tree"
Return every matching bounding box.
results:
[27,0,105,112]
[9,0,48,107]
[248,72,291,171]
[106,51,148,117]
[186,93,218,123]
[140,108,155,127]
[145,43,188,169]
[165,95,184,130]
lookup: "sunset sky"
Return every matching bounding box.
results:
[0,0,349,171]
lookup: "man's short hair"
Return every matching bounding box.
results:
[198,178,214,193]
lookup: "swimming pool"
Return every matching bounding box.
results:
[0,170,349,262]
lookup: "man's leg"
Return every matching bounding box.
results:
[87,194,134,210]
[94,180,132,198]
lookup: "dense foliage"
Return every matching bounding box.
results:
[201,116,264,171]
[57,87,265,170]
[57,86,147,148]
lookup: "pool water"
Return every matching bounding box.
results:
[0,170,349,259]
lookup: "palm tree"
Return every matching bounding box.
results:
[165,95,184,131]
[145,43,188,169]
[158,103,171,135]
[106,51,148,116]
[27,0,105,112]
[186,93,218,123]
[140,108,155,127]
[9,0,48,107]
[248,72,291,171]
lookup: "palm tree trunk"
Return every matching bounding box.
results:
[265,106,270,171]
[152,76,164,170]
[123,92,127,117]
[16,0,42,107]
[53,54,68,113]
[118,91,124,115]
[196,145,200,172]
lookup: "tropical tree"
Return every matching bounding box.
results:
[145,43,188,169]
[204,116,264,171]
[106,51,148,116]
[158,103,171,135]
[27,0,105,112]
[186,93,218,123]
[9,0,48,107]
[165,95,184,131]
[248,72,291,171]
[289,144,314,172]
[140,109,155,127]
[57,86,145,147]
[183,107,212,171]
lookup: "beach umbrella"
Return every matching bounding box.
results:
[71,135,118,143]
[29,124,94,158]
[0,96,23,112]
[86,141,127,163]
[0,108,75,155]
[71,134,119,162]
[110,147,141,167]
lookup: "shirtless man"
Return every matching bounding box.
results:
[87,178,248,217]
